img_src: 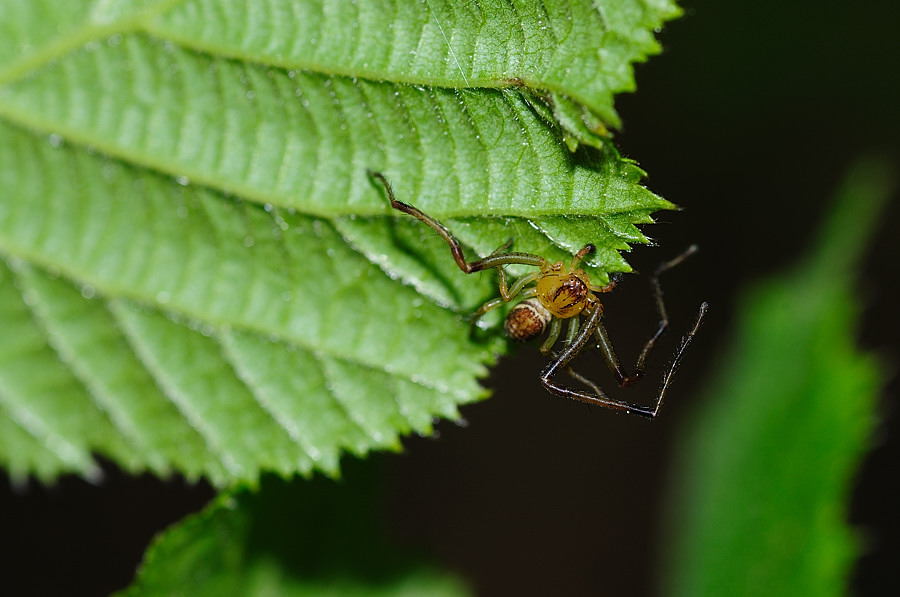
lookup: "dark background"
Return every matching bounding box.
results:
[2,1,898,595]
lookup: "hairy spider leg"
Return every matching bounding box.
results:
[596,244,700,387]
[540,305,646,414]
[371,170,552,327]
[539,316,564,354]
[590,278,618,294]
[369,170,547,275]
[549,300,608,392]
[569,244,596,270]
[564,313,581,346]
[493,269,540,302]
[541,246,708,418]
[473,274,540,321]
[542,302,707,418]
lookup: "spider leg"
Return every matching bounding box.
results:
[569,244,596,270]
[539,317,563,355]
[558,317,607,395]
[541,300,707,419]
[564,315,580,346]
[565,367,606,398]
[655,301,708,407]
[370,171,547,272]
[472,286,537,321]
[541,305,660,417]
[599,245,700,387]
[589,274,620,294]
[489,238,515,254]
[496,270,540,302]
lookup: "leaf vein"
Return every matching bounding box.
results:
[0,377,98,475]
[108,301,245,479]
[214,331,318,468]
[13,267,152,460]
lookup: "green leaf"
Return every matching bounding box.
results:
[119,461,471,597]
[143,0,681,139]
[662,159,893,596]
[0,1,677,484]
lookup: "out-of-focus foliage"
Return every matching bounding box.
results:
[663,159,893,596]
[119,460,471,597]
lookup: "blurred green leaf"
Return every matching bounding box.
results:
[663,159,893,596]
[0,1,677,485]
[119,459,471,597]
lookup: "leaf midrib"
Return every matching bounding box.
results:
[0,1,637,202]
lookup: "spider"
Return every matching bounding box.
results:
[370,171,708,419]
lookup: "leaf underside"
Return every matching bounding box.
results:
[0,0,679,485]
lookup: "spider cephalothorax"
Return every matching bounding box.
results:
[535,261,593,318]
[370,170,707,419]
[505,255,599,341]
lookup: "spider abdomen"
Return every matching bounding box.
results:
[505,298,551,342]
[536,270,590,318]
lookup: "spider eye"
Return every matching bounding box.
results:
[504,298,552,342]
